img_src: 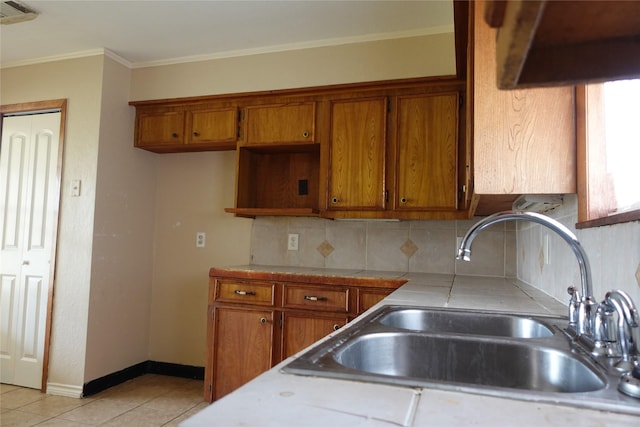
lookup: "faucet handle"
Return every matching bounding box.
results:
[567,286,581,328]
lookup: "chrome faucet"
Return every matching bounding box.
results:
[602,290,640,371]
[456,211,596,337]
[456,210,640,397]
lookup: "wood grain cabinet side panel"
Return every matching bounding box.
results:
[472,0,576,195]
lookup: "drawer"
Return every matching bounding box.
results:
[283,284,349,312]
[215,279,275,306]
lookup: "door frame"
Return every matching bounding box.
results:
[0,99,67,392]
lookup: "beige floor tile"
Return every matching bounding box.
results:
[1,375,206,427]
[55,398,138,424]
[1,383,21,394]
[0,408,50,426]
[101,404,183,426]
[19,394,88,417]
[161,402,209,427]
[1,388,46,410]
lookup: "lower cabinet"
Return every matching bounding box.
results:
[204,275,398,402]
[211,306,276,400]
[281,312,348,359]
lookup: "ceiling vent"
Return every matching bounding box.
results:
[1,1,38,25]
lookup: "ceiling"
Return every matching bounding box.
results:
[0,0,454,69]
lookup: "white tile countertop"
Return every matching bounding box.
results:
[182,270,640,426]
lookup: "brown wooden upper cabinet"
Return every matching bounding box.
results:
[484,0,640,88]
[328,97,387,211]
[395,93,459,211]
[244,102,316,146]
[324,84,468,220]
[137,110,184,147]
[133,105,238,152]
[185,108,238,147]
[470,0,576,204]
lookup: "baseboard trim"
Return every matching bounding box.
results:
[46,382,84,398]
[82,361,204,397]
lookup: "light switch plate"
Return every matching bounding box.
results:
[288,234,299,251]
[71,179,81,197]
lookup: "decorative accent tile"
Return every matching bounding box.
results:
[317,240,335,258]
[400,239,418,258]
[636,262,640,287]
[538,246,544,272]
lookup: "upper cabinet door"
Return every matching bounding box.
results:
[328,97,387,210]
[395,93,459,211]
[244,102,316,145]
[136,111,184,147]
[185,107,238,147]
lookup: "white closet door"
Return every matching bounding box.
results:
[0,112,61,389]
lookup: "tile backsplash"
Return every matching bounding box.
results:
[251,216,516,277]
[250,195,640,307]
[517,194,640,306]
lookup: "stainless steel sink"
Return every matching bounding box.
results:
[282,305,640,415]
[334,332,603,393]
[377,308,553,338]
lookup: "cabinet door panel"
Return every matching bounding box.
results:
[186,108,237,145]
[396,93,459,210]
[281,312,348,359]
[213,307,275,400]
[245,102,315,145]
[137,111,184,146]
[329,98,387,210]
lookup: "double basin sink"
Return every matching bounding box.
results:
[283,305,640,414]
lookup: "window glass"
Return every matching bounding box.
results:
[603,79,640,213]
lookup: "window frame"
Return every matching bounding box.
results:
[576,85,640,229]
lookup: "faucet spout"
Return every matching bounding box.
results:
[457,210,595,335]
[457,210,593,300]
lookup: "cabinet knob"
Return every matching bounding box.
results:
[172,133,179,138]
[302,131,309,138]
[331,197,339,204]
[333,324,341,331]
[193,131,200,137]
[400,197,408,204]
[259,317,267,324]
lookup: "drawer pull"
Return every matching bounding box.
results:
[234,290,257,296]
[304,295,328,302]
[333,324,341,331]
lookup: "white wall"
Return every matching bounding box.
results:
[84,57,157,381]
[517,195,640,307]
[1,56,104,392]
